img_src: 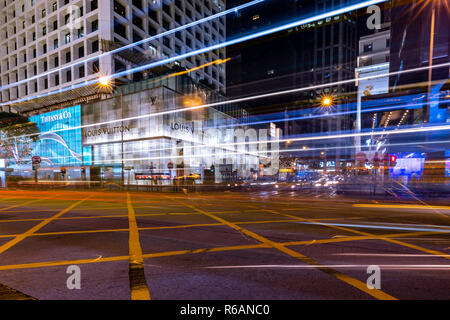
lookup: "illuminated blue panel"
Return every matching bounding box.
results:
[29,105,82,167]
[83,146,93,166]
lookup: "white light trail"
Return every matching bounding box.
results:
[204,264,450,270]
[0,0,265,92]
[6,60,450,142]
[1,0,389,107]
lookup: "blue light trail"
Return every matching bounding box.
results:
[1,0,388,107]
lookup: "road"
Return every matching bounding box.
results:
[0,189,449,300]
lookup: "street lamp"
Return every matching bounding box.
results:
[320,95,334,108]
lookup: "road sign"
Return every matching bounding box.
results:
[168,162,174,169]
[32,156,41,165]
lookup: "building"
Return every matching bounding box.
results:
[4,72,279,186]
[225,0,360,173]
[0,0,227,108]
[355,22,390,152]
[389,0,450,123]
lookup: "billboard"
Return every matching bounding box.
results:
[29,105,82,167]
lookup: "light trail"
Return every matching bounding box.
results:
[1,0,389,107]
[23,138,450,167]
[0,0,264,92]
[212,98,450,129]
[205,264,450,270]
[294,221,450,233]
[6,60,450,143]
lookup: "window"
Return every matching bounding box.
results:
[148,9,158,22]
[91,20,99,32]
[132,0,142,10]
[65,33,71,44]
[42,9,46,18]
[78,46,84,58]
[54,39,58,49]
[52,2,57,11]
[114,20,127,38]
[114,1,126,17]
[91,0,98,11]
[66,70,72,82]
[66,51,71,62]
[92,60,99,72]
[132,15,143,30]
[92,40,99,52]
[79,65,85,78]
[363,43,373,52]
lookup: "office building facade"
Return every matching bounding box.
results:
[0,0,226,107]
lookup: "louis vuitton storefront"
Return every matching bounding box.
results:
[80,84,261,186]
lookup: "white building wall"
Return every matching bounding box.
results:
[0,0,226,106]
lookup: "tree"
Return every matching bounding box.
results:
[0,112,40,165]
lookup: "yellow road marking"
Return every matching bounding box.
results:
[0,219,313,238]
[0,196,90,255]
[263,209,450,261]
[0,197,52,212]
[353,204,450,210]
[0,230,446,273]
[173,199,396,300]
[282,230,450,246]
[126,193,151,300]
[0,211,239,224]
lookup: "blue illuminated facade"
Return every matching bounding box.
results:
[29,105,82,167]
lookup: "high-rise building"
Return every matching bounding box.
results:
[389,0,449,124]
[390,0,450,94]
[226,0,358,115]
[355,22,390,152]
[0,0,226,107]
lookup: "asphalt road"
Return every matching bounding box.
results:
[0,189,449,300]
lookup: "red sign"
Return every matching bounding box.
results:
[32,156,41,164]
[168,162,174,169]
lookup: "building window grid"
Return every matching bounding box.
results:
[0,1,225,99]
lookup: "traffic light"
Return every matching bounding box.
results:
[61,167,67,175]
[210,165,215,173]
[81,167,86,174]
[389,155,397,167]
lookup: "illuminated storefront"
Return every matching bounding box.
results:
[80,85,262,185]
[8,78,274,185]
[29,105,82,167]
